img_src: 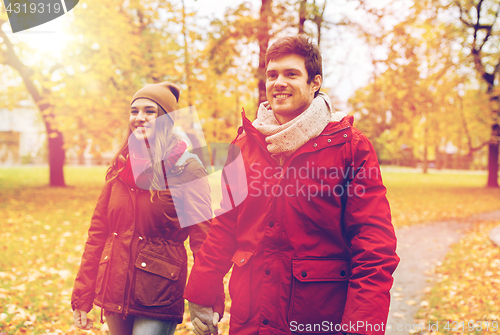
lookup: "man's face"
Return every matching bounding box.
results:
[265,54,321,124]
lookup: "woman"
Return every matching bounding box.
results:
[71,82,212,335]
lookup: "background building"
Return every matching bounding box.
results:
[0,100,46,165]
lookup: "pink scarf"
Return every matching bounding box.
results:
[118,141,187,189]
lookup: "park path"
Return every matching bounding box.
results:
[385,210,500,335]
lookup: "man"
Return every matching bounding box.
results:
[184,35,399,335]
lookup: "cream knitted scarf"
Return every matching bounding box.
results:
[253,92,346,158]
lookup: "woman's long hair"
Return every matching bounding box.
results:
[106,105,181,199]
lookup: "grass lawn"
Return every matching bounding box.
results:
[0,166,108,334]
[0,166,499,334]
[382,168,500,227]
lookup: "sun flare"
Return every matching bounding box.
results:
[1,14,70,55]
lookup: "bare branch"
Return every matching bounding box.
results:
[494,57,500,76]
[476,0,485,23]
[49,63,64,76]
[471,139,491,152]
[458,15,472,27]
[479,3,500,50]
[456,0,472,26]
[432,59,455,85]
[0,29,37,93]
[459,95,474,155]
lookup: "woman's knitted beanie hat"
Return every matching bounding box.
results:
[130,81,181,122]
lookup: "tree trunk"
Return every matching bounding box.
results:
[256,0,272,112]
[298,0,307,34]
[487,124,499,187]
[181,0,192,106]
[422,126,428,174]
[435,144,442,170]
[312,0,327,48]
[48,131,66,186]
[40,98,66,186]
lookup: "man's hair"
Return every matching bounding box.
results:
[265,35,322,95]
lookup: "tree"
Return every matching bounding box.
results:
[0,21,66,186]
[1,0,185,183]
[349,3,491,171]
[450,0,500,186]
[51,0,180,164]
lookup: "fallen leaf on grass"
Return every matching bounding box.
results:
[416,221,500,334]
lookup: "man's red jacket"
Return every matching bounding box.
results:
[184,114,399,335]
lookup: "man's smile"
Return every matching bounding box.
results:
[274,93,292,100]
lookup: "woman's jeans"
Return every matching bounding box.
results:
[106,313,177,335]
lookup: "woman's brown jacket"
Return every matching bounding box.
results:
[71,157,212,323]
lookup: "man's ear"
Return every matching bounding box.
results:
[311,74,322,93]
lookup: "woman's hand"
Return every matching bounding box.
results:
[188,301,219,335]
[73,309,94,330]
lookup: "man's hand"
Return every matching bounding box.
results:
[73,309,93,330]
[188,301,220,335]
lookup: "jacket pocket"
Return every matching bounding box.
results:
[228,249,254,324]
[288,258,350,334]
[95,243,112,297]
[134,249,184,307]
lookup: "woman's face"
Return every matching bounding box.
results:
[130,98,158,141]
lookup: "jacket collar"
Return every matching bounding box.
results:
[239,110,354,168]
[241,109,268,150]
